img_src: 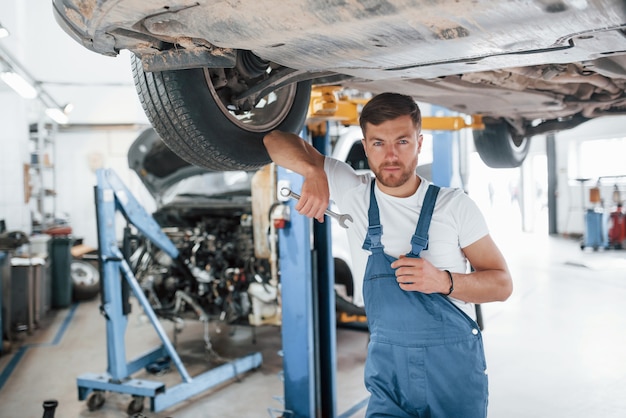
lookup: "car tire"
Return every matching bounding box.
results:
[334,259,366,317]
[71,259,100,301]
[131,54,312,171]
[473,120,530,168]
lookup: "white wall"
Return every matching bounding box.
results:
[554,115,626,236]
[0,1,151,242]
[54,129,156,248]
[0,93,30,232]
[466,113,626,238]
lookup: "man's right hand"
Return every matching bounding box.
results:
[264,130,330,223]
[297,174,330,223]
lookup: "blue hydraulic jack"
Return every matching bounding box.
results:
[77,169,262,414]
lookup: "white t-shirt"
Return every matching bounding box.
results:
[324,157,489,319]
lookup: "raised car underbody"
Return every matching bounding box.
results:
[52,0,626,169]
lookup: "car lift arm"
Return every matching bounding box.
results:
[307,85,484,134]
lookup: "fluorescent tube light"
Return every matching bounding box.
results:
[0,71,37,98]
[0,21,8,39]
[63,103,74,114]
[45,107,69,125]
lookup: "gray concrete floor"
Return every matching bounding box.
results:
[1,227,625,418]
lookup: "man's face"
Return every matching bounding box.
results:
[361,114,422,194]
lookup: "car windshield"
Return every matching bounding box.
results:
[161,170,253,204]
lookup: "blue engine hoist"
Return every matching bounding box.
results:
[76,168,262,414]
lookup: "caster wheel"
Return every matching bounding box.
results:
[146,357,171,374]
[87,390,105,411]
[127,396,145,415]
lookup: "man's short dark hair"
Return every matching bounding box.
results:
[359,92,421,135]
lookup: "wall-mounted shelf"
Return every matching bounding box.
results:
[28,121,57,233]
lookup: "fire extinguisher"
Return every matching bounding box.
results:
[608,185,626,249]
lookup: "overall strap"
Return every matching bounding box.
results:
[407,184,440,257]
[362,180,441,254]
[362,180,383,252]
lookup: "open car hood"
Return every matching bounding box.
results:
[129,128,255,216]
[128,127,208,198]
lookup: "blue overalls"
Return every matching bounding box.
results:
[362,181,488,418]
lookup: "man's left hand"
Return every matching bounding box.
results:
[391,255,448,294]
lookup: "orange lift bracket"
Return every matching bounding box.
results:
[307,86,484,135]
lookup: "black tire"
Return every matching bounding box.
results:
[87,391,105,411]
[131,54,312,171]
[473,120,530,168]
[71,259,100,301]
[127,396,144,415]
[334,259,366,317]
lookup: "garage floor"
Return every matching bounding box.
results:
[1,228,625,418]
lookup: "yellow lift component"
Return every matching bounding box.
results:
[337,312,367,324]
[307,86,484,135]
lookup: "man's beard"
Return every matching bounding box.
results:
[371,162,416,188]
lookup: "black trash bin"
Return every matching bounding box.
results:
[0,251,7,354]
[48,238,74,308]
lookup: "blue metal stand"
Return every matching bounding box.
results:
[277,125,337,418]
[431,105,458,188]
[77,169,262,413]
[311,130,338,418]
[277,167,315,417]
[277,125,337,417]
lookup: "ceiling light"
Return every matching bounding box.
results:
[0,22,9,39]
[0,71,37,98]
[45,107,69,125]
[63,103,74,114]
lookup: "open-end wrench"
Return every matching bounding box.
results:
[280,187,353,229]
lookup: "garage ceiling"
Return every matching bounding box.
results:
[0,1,149,125]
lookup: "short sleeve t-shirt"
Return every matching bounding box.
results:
[324,156,489,319]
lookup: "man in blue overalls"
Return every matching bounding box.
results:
[264,92,513,417]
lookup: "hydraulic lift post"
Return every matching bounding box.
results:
[276,165,315,417]
[277,124,337,418]
[431,105,458,188]
[77,168,262,414]
[312,127,338,417]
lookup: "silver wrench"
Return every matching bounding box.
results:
[280,187,353,229]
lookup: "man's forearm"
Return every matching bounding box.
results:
[263,130,325,177]
[445,269,512,304]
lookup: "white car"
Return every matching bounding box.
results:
[328,127,370,315]
[53,0,626,170]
